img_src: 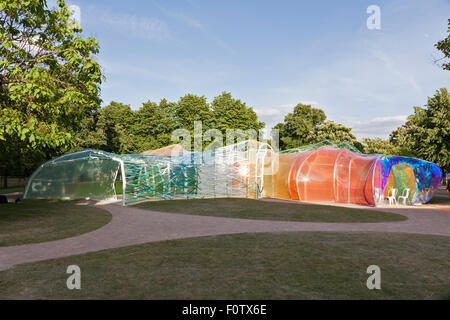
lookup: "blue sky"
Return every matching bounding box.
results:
[50,0,449,138]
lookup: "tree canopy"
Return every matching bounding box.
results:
[390,88,450,173]
[0,0,103,183]
[311,121,359,147]
[73,92,265,154]
[361,137,395,155]
[0,0,103,150]
[435,19,450,71]
[274,103,325,149]
[274,103,360,150]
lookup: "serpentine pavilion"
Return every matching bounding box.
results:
[24,140,442,207]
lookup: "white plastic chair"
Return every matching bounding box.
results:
[387,188,397,205]
[398,188,410,205]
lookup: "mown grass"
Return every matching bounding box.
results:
[0,187,24,194]
[135,198,407,223]
[0,232,448,299]
[0,200,111,246]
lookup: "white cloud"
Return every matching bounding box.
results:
[88,7,171,41]
[339,115,408,139]
[299,100,319,106]
[255,103,407,139]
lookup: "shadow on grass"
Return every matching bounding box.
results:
[0,199,111,246]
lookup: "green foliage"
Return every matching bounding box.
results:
[211,92,264,133]
[136,98,176,149]
[0,0,103,181]
[173,94,212,150]
[0,0,103,150]
[73,93,265,154]
[361,138,395,155]
[311,121,359,147]
[274,103,326,149]
[274,103,360,150]
[175,94,212,131]
[434,19,450,71]
[390,88,450,173]
[280,140,362,154]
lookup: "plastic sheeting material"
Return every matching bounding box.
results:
[24,141,442,206]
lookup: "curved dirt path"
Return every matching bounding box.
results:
[0,203,449,270]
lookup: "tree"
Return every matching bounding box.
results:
[361,137,395,155]
[0,0,103,149]
[390,88,450,173]
[311,121,358,146]
[171,94,212,150]
[388,126,415,157]
[133,99,176,152]
[72,93,267,155]
[434,19,450,71]
[69,105,107,151]
[97,102,136,154]
[0,0,103,186]
[211,92,264,133]
[274,103,326,149]
[174,94,212,130]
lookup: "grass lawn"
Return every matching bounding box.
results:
[0,186,24,194]
[0,200,111,246]
[0,232,448,299]
[135,198,406,223]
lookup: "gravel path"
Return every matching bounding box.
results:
[0,203,449,270]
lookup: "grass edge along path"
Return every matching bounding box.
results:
[135,198,407,223]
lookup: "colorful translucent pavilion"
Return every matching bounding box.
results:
[24,140,442,206]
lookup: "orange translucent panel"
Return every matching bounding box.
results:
[288,151,312,200]
[272,153,298,199]
[384,174,395,197]
[348,156,376,205]
[334,150,353,203]
[296,149,340,202]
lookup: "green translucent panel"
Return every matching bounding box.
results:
[24,142,276,205]
[26,155,119,200]
[122,161,200,204]
[389,163,415,203]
